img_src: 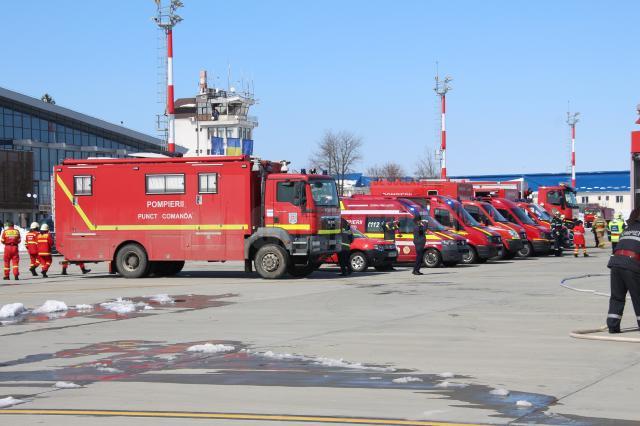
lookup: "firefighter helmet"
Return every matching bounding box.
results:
[41,224,49,231]
[30,222,39,230]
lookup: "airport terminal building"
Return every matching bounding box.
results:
[0,87,164,226]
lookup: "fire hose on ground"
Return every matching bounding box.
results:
[560,274,640,343]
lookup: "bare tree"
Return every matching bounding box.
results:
[41,93,55,104]
[367,162,406,180]
[310,130,363,196]
[414,148,439,179]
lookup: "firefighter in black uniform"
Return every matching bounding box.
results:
[338,218,353,276]
[606,208,640,333]
[550,212,564,256]
[412,215,427,275]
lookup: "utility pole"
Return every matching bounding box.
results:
[153,0,183,153]
[434,72,452,179]
[566,108,580,188]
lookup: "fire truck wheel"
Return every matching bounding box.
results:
[517,242,533,258]
[423,249,442,268]
[255,244,289,279]
[349,252,368,273]
[115,243,150,278]
[462,246,479,264]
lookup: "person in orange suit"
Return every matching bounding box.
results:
[37,223,54,278]
[573,220,588,257]
[1,221,21,281]
[25,222,41,276]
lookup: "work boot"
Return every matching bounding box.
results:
[61,269,68,276]
[41,271,48,278]
[3,277,9,281]
[574,253,578,258]
[81,268,91,274]
[31,268,38,276]
[609,327,621,334]
[412,271,423,275]
[583,253,589,257]
[14,276,19,281]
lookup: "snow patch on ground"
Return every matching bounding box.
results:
[516,400,533,407]
[54,381,82,389]
[490,388,510,396]
[187,343,235,353]
[149,294,175,304]
[33,300,68,314]
[392,376,423,384]
[369,377,382,380]
[255,350,396,372]
[0,396,25,407]
[435,381,467,388]
[74,304,94,311]
[100,298,137,315]
[0,303,26,318]
[143,305,155,310]
[96,367,121,373]
[438,372,455,378]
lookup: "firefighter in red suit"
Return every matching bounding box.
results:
[37,224,54,278]
[573,220,588,257]
[1,221,21,281]
[61,260,91,275]
[25,222,41,276]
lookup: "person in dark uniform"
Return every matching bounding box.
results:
[550,212,564,257]
[606,208,640,334]
[412,215,427,275]
[383,219,399,241]
[338,218,353,276]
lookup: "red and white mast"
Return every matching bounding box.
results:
[154,0,183,153]
[567,110,580,188]
[434,73,452,179]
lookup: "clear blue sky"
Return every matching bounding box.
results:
[1,0,638,175]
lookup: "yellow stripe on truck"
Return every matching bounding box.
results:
[266,224,311,231]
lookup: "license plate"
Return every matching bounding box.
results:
[387,251,397,258]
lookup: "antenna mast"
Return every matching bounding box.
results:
[434,70,452,179]
[153,0,183,153]
[566,106,580,188]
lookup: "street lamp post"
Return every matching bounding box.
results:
[26,192,38,226]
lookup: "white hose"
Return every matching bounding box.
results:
[561,274,640,342]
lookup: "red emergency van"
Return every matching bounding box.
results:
[462,200,526,259]
[370,181,502,263]
[516,201,552,231]
[53,155,341,279]
[340,196,467,268]
[484,198,552,257]
[325,227,397,272]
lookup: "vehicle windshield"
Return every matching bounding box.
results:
[484,204,509,223]
[420,213,447,232]
[450,200,481,226]
[352,228,366,239]
[310,179,339,207]
[564,191,578,208]
[513,206,536,225]
[530,204,552,221]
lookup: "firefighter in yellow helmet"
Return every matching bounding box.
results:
[608,212,626,253]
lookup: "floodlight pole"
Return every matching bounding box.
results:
[567,110,580,188]
[434,73,452,179]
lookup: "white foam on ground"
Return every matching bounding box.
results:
[438,372,455,378]
[100,298,137,314]
[143,305,155,310]
[0,396,25,407]
[516,400,533,407]
[392,376,423,384]
[187,343,235,353]
[255,350,396,372]
[0,303,26,318]
[435,381,467,388]
[490,388,510,396]
[33,300,68,314]
[149,294,175,304]
[54,381,82,389]
[74,304,94,311]
[96,367,121,373]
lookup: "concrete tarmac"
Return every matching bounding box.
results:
[0,241,638,425]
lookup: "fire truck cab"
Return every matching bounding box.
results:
[537,184,579,220]
[53,155,340,279]
[369,181,501,264]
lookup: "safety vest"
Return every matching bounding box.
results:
[608,219,625,243]
[1,228,20,246]
[25,230,39,254]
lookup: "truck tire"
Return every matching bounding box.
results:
[423,248,442,268]
[518,241,533,258]
[115,243,150,279]
[255,244,288,279]
[349,251,368,273]
[462,246,479,264]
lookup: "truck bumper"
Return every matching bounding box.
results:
[532,239,552,255]
[441,244,463,263]
[364,249,396,266]
[505,239,523,254]
[477,244,499,260]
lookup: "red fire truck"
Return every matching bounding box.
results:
[340,196,468,268]
[370,181,502,263]
[464,180,526,201]
[53,156,341,279]
[537,184,579,220]
[462,199,526,259]
[484,198,552,257]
